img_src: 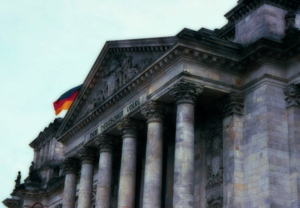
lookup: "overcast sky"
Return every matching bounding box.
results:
[0,0,237,206]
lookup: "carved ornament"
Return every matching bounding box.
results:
[63,158,80,174]
[117,118,143,138]
[95,134,115,153]
[205,113,223,208]
[284,84,300,107]
[79,147,97,164]
[85,54,153,115]
[285,11,298,34]
[221,92,244,117]
[169,80,204,105]
[141,100,168,123]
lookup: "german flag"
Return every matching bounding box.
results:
[53,85,82,115]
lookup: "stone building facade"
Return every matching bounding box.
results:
[3,0,300,207]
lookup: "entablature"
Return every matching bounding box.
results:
[56,27,300,144]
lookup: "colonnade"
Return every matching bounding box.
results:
[62,80,204,208]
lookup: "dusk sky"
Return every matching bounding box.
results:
[0,0,237,206]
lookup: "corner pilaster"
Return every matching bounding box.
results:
[284,84,300,208]
[221,92,245,208]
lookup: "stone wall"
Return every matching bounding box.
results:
[235,4,300,46]
[242,83,290,207]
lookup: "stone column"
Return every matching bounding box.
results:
[62,157,80,208]
[141,101,166,208]
[284,84,300,207]
[221,93,245,208]
[117,118,139,208]
[169,80,203,208]
[95,134,114,208]
[77,147,97,208]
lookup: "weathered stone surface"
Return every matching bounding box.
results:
[78,147,97,208]
[170,80,202,208]
[284,84,300,107]
[95,134,114,208]
[235,5,298,45]
[117,119,138,208]
[141,101,165,208]
[243,84,290,208]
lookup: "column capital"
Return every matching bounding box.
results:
[221,92,245,117]
[79,147,97,164]
[117,118,143,139]
[63,157,80,174]
[169,80,204,105]
[141,100,169,123]
[284,84,300,107]
[95,134,114,153]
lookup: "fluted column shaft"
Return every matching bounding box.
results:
[117,119,139,208]
[170,81,203,208]
[62,158,80,208]
[95,135,114,208]
[141,101,166,208]
[78,147,97,208]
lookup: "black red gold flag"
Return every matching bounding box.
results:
[53,85,82,115]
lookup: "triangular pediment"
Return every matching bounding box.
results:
[56,37,178,139]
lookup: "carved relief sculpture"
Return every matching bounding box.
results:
[205,113,223,208]
[85,54,153,115]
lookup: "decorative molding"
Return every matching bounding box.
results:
[284,84,300,107]
[225,0,300,23]
[169,80,204,105]
[29,118,63,149]
[117,118,142,139]
[2,198,22,208]
[141,100,168,123]
[63,158,80,174]
[221,92,245,117]
[95,134,115,153]
[79,147,97,164]
[83,54,154,116]
[57,29,300,144]
[214,22,235,41]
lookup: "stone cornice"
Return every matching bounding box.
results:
[225,0,300,23]
[11,175,65,199]
[29,118,62,149]
[214,22,235,41]
[37,159,63,171]
[2,198,22,208]
[56,30,300,144]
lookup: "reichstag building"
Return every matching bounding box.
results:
[3,0,300,207]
